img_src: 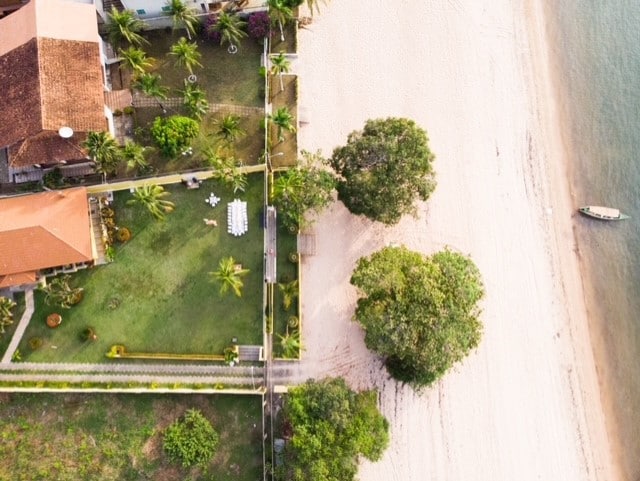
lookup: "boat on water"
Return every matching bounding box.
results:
[578,205,630,220]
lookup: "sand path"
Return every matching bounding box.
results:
[292,1,618,480]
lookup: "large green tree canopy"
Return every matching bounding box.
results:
[350,246,484,387]
[283,377,389,481]
[329,117,436,225]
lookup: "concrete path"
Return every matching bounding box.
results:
[1,289,34,364]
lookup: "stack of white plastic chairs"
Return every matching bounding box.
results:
[227,199,248,236]
[207,193,220,207]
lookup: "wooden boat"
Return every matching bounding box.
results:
[578,206,630,220]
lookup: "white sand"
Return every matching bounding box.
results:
[291,0,620,480]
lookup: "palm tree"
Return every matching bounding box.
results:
[166,0,199,40]
[107,7,149,48]
[306,0,327,16]
[40,276,83,309]
[181,81,209,120]
[83,131,121,178]
[270,51,291,92]
[267,0,293,42]
[122,141,149,172]
[118,46,154,75]
[0,296,16,335]
[216,114,246,143]
[212,11,247,52]
[205,149,247,193]
[269,107,296,142]
[278,279,299,310]
[278,329,301,358]
[169,37,203,75]
[132,72,169,108]
[210,256,250,297]
[127,184,175,221]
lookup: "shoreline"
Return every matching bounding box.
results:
[295,1,618,479]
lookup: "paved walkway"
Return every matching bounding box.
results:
[1,289,34,363]
[132,96,263,117]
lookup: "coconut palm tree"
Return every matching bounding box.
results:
[169,37,203,75]
[132,72,169,108]
[122,140,149,172]
[0,296,16,335]
[40,276,84,310]
[205,149,247,193]
[83,131,121,178]
[166,0,199,40]
[267,0,293,42]
[127,184,175,221]
[211,11,247,52]
[181,81,209,120]
[270,51,291,92]
[269,107,296,142]
[210,256,250,297]
[118,46,154,75]
[278,329,301,358]
[216,114,246,143]
[107,7,149,48]
[278,279,299,310]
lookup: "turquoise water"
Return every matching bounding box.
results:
[545,1,640,478]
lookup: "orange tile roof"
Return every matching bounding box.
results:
[0,271,36,289]
[0,187,94,284]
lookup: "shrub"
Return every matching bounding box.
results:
[123,106,135,115]
[288,315,299,329]
[116,227,131,243]
[163,409,219,468]
[247,11,270,40]
[28,337,43,350]
[151,115,200,158]
[204,14,222,44]
[100,207,115,219]
[42,167,64,189]
[80,327,98,342]
[288,251,299,263]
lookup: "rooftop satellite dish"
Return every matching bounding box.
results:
[58,126,73,138]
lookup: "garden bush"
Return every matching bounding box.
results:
[247,11,270,40]
[151,116,199,158]
[204,14,222,44]
[28,337,43,351]
[288,251,299,263]
[116,227,131,243]
[163,409,219,468]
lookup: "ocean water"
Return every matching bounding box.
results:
[544,1,640,478]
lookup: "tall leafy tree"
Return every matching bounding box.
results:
[118,46,154,75]
[272,151,335,231]
[210,256,250,297]
[151,115,199,157]
[270,51,291,92]
[165,0,199,40]
[169,37,203,75]
[211,11,247,51]
[216,114,246,143]
[0,296,17,335]
[40,275,84,310]
[132,72,169,106]
[83,131,121,178]
[283,378,389,481]
[180,81,209,120]
[329,117,436,225]
[106,7,149,48]
[267,0,293,42]
[121,140,149,172]
[351,246,484,387]
[269,106,296,142]
[127,184,175,221]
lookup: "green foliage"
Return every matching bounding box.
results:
[181,81,209,120]
[118,46,154,75]
[270,51,291,92]
[284,378,390,481]
[210,256,250,297]
[269,106,296,142]
[169,37,203,74]
[211,11,248,49]
[42,167,64,189]
[330,117,436,225]
[132,72,169,102]
[121,140,149,172]
[267,0,294,41]
[127,184,175,221]
[0,296,17,335]
[351,246,484,387]
[277,328,300,358]
[39,275,84,310]
[106,7,149,48]
[278,279,298,311]
[163,409,219,468]
[216,113,246,143]
[272,151,335,231]
[205,149,247,192]
[165,0,199,40]
[151,115,199,157]
[83,131,121,176]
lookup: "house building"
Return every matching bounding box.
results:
[0,0,113,185]
[0,187,98,290]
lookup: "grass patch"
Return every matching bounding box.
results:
[270,20,297,54]
[19,175,266,363]
[273,220,298,357]
[0,392,263,481]
[269,75,298,168]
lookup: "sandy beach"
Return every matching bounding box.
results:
[290,0,620,479]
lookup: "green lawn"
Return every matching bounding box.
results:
[19,175,266,363]
[0,392,263,481]
[143,29,264,107]
[273,220,298,358]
